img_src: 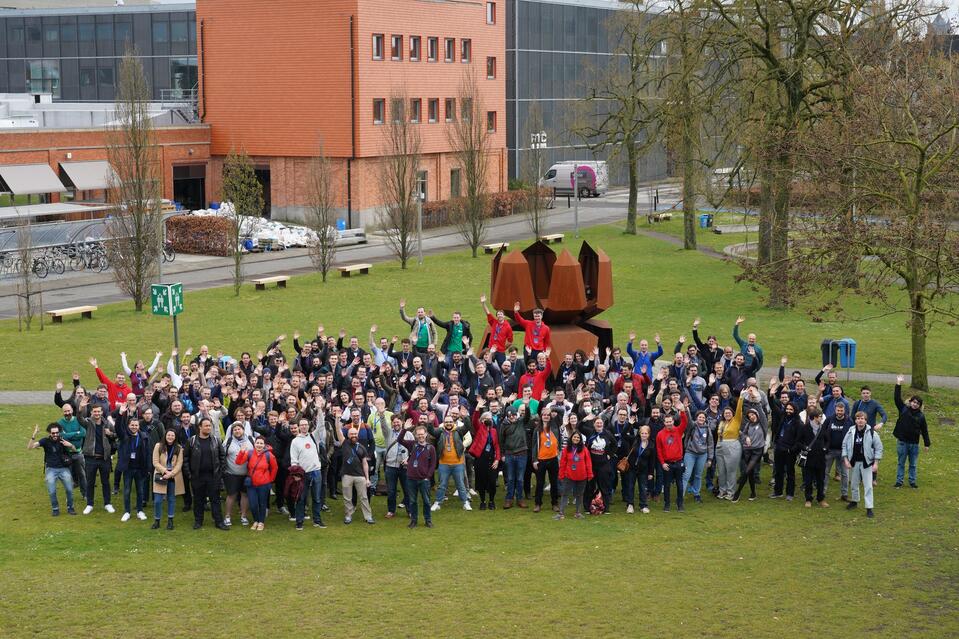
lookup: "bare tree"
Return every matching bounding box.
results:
[221,149,264,295]
[378,95,421,269]
[448,72,491,257]
[105,49,162,311]
[305,144,338,282]
[15,218,40,331]
[521,102,548,238]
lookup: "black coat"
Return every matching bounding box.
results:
[893,386,931,446]
[774,414,803,454]
[797,420,829,466]
[432,317,473,355]
[184,435,227,481]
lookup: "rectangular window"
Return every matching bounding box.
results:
[152,21,169,44]
[450,168,462,198]
[391,34,402,60]
[462,97,473,122]
[461,39,471,63]
[372,34,384,60]
[391,98,404,123]
[444,38,454,62]
[410,36,421,61]
[410,98,421,123]
[486,56,496,79]
[427,37,438,62]
[428,98,438,123]
[26,59,60,97]
[445,98,456,122]
[171,21,188,44]
[487,2,497,24]
[44,26,59,42]
[487,110,497,133]
[416,171,428,202]
[373,98,385,124]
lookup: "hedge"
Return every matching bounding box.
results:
[166,215,232,256]
[421,190,544,230]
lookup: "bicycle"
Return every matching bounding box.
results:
[163,239,176,263]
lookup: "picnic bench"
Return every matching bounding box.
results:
[483,242,509,254]
[47,305,97,323]
[538,233,564,244]
[251,275,290,290]
[338,263,372,277]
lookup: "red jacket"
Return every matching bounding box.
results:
[235,446,279,487]
[613,372,652,404]
[96,367,133,410]
[468,410,502,459]
[656,412,690,465]
[513,311,551,352]
[486,313,514,352]
[519,358,552,401]
[559,445,593,481]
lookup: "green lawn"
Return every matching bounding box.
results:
[642,209,758,252]
[4,223,957,389]
[1,382,957,637]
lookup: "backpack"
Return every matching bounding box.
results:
[589,493,605,516]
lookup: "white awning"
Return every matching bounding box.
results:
[0,163,67,195]
[59,160,117,191]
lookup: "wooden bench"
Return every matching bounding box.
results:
[538,233,564,244]
[483,242,509,254]
[252,275,290,290]
[47,305,97,323]
[648,212,673,223]
[338,263,372,277]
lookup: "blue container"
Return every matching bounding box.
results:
[838,338,857,368]
[243,238,254,251]
[336,218,347,231]
[210,202,220,210]
[699,213,711,229]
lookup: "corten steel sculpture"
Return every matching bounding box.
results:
[484,240,614,370]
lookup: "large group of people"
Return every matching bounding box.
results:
[29,300,932,531]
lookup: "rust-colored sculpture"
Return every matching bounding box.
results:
[484,240,614,370]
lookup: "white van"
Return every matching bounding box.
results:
[540,161,609,198]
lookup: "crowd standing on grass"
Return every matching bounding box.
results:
[29,302,932,530]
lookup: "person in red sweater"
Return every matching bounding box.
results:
[90,357,133,410]
[513,302,551,363]
[469,401,502,510]
[557,431,593,520]
[519,348,552,401]
[655,406,690,513]
[481,295,513,366]
[235,436,278,531]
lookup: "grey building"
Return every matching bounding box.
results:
[507,0,667,186]
[0,3,197,102]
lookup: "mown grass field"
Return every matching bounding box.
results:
[1,382,957,638]
[3,223,956,389]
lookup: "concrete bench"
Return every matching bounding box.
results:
[252,275,290,290]
[483,242,509,254]
[47,305,97,323]
[647,212,673,223]
[538,233,564,244]
[338,263,372,277]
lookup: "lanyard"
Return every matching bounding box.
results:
[412,445,426,468]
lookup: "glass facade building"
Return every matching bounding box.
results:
[506,0,667,185]
[0,4,197,102]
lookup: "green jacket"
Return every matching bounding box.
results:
[427,421,470,459]
[499,415,528,454]
[58,416,86,451]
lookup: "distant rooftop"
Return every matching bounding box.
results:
[0,93,194,129]
[0,1,194,15]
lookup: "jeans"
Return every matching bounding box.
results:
[533,457,559,507]
[850,461,875,509]
[45,467,74,512]
[622,468,652,508]
[896,441,920,485]
[682,451,708,496]
[69,452,87,496]
[248,483,271,524]
[372,446,387,488]
[385,465,409,513]
[662,461,685,509]
[824,450,848,497]
[122,469,148,513]
[503,453,527,501]
[406,477,432,524]
[436,463,469,504]
[295,470,323,526]
[83,456,112,507]
[715,440,742,496]
[153,481,176,519]
[560,478,585,515]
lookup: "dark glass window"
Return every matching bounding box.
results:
[153,22,169,43]
[171,21,188,43]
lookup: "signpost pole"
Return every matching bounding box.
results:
[172,314,180,368]
[573,166,580,238]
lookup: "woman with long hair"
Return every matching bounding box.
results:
[556,430,592,520]
[151,429,183,530]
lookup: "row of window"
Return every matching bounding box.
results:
[372,33,495,76]
[372,97,497,132]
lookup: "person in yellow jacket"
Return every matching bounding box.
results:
[715,400,744,499]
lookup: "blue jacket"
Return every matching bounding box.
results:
[626,341,662,376]
[733,325,764,371]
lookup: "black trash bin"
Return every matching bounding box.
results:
[820,339,840,367]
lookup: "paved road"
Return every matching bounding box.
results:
[0,185,682,318]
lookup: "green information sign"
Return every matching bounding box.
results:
[151,282,183,317]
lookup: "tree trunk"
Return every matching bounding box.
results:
[234,253,242,296]
[681,101,697,250]
[625,138,638,235]
[767,149,791,308]
[910,291,929,391]
[757,162,773,266]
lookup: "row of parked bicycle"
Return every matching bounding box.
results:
[0,240,175,279]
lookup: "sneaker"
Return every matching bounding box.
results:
[641,507,650,514]
[112,489,119,496]
[408,521,417,529]
[694,495,702,503]
[215,522,230,531]
[840,495,849,502]
[769,493,782,499]
[463,502,472,511]
[552,513,565,520]
[120,512,131,522]
[866,508,874,518]
[321,504,331,512]
[193,522,202,529]
[344,517,352,525]
[425,521,434,528]
[385,512,395,519]
[910,483,918,489]
[846,501,858,510]
[288,515,296,522]
[52,509,60,517]
[731,495,740,503]
[365,519,375,525]
[67,508,76,515]
[313,520,327,529]
[295,524,304,531]
[664,506,670,513]
[748,495,757,501]
[805,501,812,508]
[240,517,249,526]
[488,502,496,510]
[398,503,405,509]
[785,496,794,502]
[223,517,232,527]
[677,506,685,513]
[479,502,487,511]
[280,506,290,515]
[574,513,585,519]
[820,501,829,508]
[468,488,478,497]
[626,505,635,514]
[430,502,441,512]
[894,482,903,488]
[151,519,160,529]
[104,504,115,514]
[136,511,147,521]
[167,518,174,530]
[533,505,541,513]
